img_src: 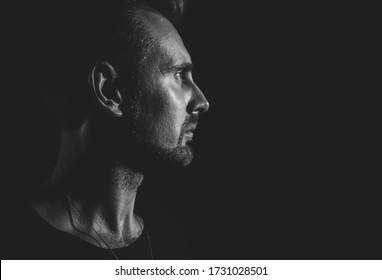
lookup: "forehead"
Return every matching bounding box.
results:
[136,9,191,66]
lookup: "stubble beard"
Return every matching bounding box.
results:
[135,117,195,169]
[119,98,196,171]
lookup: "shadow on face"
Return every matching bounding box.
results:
[113,9,209,170]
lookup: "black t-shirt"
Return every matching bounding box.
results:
[2,200,190,260]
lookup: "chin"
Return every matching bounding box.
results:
[121,141,194,172]
[175,146,194,167]
[159,145,194,168]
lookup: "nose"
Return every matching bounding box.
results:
[187,83,210,115]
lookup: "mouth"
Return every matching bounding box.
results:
[185,124,197,133]
[183,128,195,143]
[184,127,195,140]
[181,121,198,144]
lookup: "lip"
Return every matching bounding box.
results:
[184,131,194,141]
[186,124,197,132]
[183,124,197,141]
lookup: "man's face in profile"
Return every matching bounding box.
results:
[121,9,209,168]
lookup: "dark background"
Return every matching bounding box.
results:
[4,1,380,259]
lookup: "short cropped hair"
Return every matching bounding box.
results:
[32,0,186,128]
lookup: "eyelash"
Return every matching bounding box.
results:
[176,69,193,85]
[175,70,185,80]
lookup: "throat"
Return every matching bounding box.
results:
[64,193,144,249]
[67,211,145,249]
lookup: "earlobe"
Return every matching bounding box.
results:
[89,61,123,117]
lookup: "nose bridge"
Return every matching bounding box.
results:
[188,81,210,115]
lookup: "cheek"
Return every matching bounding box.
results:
[141,84,188,148]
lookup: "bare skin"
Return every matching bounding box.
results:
[29,8,209,249]
[30,125,145,248]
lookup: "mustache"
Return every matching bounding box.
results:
[182,114,199,132]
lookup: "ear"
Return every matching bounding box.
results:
[89,61,123,117]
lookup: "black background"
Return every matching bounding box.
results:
[3,1,380,259]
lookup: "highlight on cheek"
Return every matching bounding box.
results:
[145,97,182,149]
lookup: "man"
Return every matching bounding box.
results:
[4,0,209,259]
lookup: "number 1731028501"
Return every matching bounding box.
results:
[208,267,268,276]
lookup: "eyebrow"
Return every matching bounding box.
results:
[160,62,194,74]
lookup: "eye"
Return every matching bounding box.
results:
[174,70,184,80]
[175,70,192,84]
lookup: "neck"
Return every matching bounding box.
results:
[62,162,144,236]
[40,124,145,244]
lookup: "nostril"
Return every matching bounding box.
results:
[190,98,209,115]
